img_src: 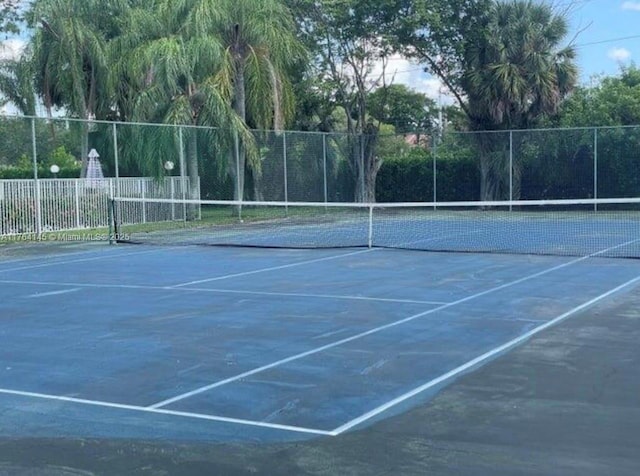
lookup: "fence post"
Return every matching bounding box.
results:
[594,127,598,211]
[368,204,374,249]
[283,131,289,210]
[75,180,81,228]
[31,118,42,236]
[360,134,365,202]
[197,176,202,220]
[141,180,147,224]
[509,130,514,211]
[323,133,328,206]
[170,178,176,221]
[234,129,242,220]
[112,122,120,197]
[178,127,187,221]
[432,134,437,209]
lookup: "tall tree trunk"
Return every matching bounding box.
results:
[253,170,264,201]
[232,57,247,207]
[80,76,96,179]
[351,133,366,203]
[353,128,382,203]
[480,154,496,202]
[80,120,89,178]
[476,133,509,202]
[186,130,199,221]
[362,132,382,202]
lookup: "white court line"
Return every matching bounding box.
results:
[169,248,374,288]
[150,238,640,409]
[0,279,162,291]
[330,272,640,435]
[3,242,638,436]
[0,388,331,436]
[27,288,81,299]
[150,241,633,409]
[185,287,448,306]
[0,248,170,273]
[0,279,446,306]
[0,248,112,266]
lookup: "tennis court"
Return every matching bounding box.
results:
[1,197,639,447]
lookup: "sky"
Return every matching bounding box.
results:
[383,0,640,103]
[1,0,640,112]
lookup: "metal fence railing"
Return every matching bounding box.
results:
[0,177,194,236]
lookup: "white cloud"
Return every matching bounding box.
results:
[371,54,456,105]
[0,38,26,61]
[622,1,640,11]
[608,47,632,62]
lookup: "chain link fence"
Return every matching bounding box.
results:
[2,115,640,236]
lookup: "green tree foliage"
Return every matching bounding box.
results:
[392,0,493,112]
[26,0,124,176]
[558,66,640,127]
[288,0,414,202]
[0,52,36,116]
[211,0,304,201]
[0,0,21,35]
[554,66,640,198]
[118,0,303,205]
[394,1,577,200]
[463,1,578,200]
[0,1,30,111]
[463,1,577,131]
[368,84,436,134]
[118,0,251,211]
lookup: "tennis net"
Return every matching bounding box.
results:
[110,197,640,259]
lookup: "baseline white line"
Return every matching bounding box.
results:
[330,273,640,435]
[169,248,374,288]
[150,242,629,409]
[0,279,447,306]
[0,279,162,291]
[0,248,170,273]
[0,388,332,436]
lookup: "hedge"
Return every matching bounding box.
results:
[376,151,481,202]
[0,166,81,180]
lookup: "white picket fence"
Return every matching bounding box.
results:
[0,177,195,236]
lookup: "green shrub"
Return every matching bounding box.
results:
[376,147,480,202]
[0,165,80,179]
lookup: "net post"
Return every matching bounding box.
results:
[509,130,513,212]
[368,204,374,249]
[107,197,115,245]
[594,127,598,212]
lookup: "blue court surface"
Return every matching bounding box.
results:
[1,242,640,443]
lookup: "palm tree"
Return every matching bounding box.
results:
[462,0,578,200]
[121,0,303,208]
[211,0,304,201]
[27,0,113,176]
[117,1,259,217]
[0,52,37,116]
